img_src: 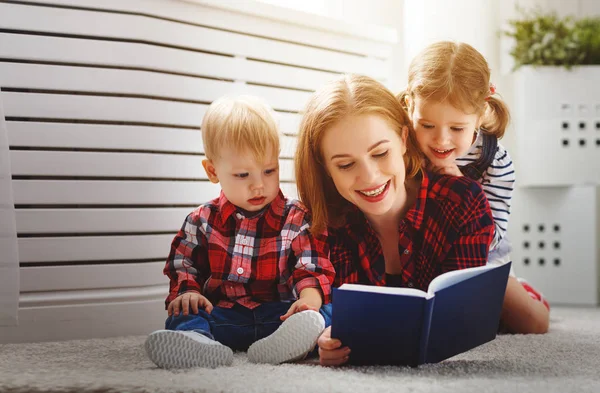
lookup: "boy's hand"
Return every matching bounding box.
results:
[280,287,322,321]
[167,292,213,317]
[318,326,351,366]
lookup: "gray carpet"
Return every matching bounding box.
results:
[1,307,599,393]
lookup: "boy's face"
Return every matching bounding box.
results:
[411,98,479,168]
[203,146,280,213]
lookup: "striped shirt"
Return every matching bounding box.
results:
[163,190,335,309]
[328,171,494,291]
[456,132,515,251]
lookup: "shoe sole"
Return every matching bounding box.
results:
[247,311,325,365]
[145,330,233,369]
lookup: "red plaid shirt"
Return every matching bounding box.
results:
[328,171,494,291]
[164,190,334,309]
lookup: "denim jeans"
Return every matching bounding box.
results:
[165,302,332,352]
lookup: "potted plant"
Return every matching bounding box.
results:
[501,8,600,187]
[502,8,600,69]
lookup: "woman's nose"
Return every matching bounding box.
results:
[357,160,378,182]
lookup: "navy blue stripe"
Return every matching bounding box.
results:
[490,207,510,214]
[488,198,511,207]
[485,190,512,200]
[484,183,514,191]
[495,151,508,161]
[490,161,513,169]
[492,216,508,223]
[486,170,515,178]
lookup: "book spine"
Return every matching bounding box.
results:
[418,297,435,365]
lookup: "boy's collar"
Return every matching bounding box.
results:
[217,189,286,223]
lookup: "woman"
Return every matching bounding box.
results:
[295,74,495,366]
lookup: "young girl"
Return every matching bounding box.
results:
[399,41,549,334]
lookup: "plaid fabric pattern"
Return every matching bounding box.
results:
[328,171,494,291]
[164,190,334,309]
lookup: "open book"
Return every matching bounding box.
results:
[330,262,511,366]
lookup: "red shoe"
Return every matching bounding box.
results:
[518,278,550,311]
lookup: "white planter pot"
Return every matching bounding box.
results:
[514,66,600,187]
[508,186,600,306]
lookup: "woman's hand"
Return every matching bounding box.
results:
[317,326,351,366]
[167,292,213,317]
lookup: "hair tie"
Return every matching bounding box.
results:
[485,83,496,101]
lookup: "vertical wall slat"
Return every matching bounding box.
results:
[0,87,19,327]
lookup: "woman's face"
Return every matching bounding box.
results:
[321,114,408,219]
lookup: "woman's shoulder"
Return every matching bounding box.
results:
[426,172,487,206]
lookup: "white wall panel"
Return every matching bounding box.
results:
[0,0,395,343]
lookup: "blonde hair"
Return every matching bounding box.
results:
[399,41,510,139]
[201,95,280,162]
[295,74,422,234]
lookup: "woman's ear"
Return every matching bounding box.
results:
[202,159,220,183]
[400,125,408,155]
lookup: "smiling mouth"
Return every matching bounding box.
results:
[432,148,454,154]
[358,181,389,197]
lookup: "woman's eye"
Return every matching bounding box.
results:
[421,124,434,129]
[337,162,354,170]
[373,150,389,158]
[264,168,277,175]
[451,127,465,132]
[234,173,249,178]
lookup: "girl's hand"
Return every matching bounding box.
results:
[318,327,351,366]
[167,292,213,316]
[431,163,463,177]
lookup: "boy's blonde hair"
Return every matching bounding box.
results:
[201,95,280,161]
[295,74,422,234]
[399,41,510,139]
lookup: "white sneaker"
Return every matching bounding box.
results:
[145,330,233,369]
[247,310,325,364]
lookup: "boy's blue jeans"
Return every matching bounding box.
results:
[165,302,332,352]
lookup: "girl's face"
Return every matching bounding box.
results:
[321,114,408,219]
[412,98,480,168]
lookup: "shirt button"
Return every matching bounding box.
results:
[404,249,410,255]
[236,213,243,220]
[407,282,414,288]
[236,267,244,274]
[241,239,248,245]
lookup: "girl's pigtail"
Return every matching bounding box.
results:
[482,96,510,139]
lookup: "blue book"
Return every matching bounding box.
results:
[330,262,511,366]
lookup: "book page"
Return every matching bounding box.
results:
[427,264,500,294]
[338,283,432,298]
